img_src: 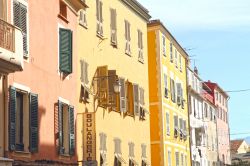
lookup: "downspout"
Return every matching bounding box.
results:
[3,75,8,158]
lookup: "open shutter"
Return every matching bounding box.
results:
[110,9,117,44]
[80,60,84,83]
[96,0,100,21]
[119,78,126,112]
[164,74,168,98]
[9,86,16,151]
[97,66,108,107]
[59,28,72,74]
[133,84,139,116]
[176,83,181,97]
[68,106,75,155]
[58,100,63,154]
[139,87,145,106]
[29,93,38,153]
[108,70,117,108]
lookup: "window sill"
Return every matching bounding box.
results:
[96,33,104,39]
[59,154,72,160]
[79,22,88,29]
[12,151,31,158]
[138,59,144,64]
[58,14,69,24]
[125,52,132,57]
[111,42,118,48]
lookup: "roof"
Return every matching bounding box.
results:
[119,0,151,21]
[231,139,244,154]
[204,81,229,98]
[147,19,189,60]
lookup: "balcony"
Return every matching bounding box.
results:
[0,18,23,74]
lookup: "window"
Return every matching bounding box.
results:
[170,42,173,62]
[215,92,218,101]
[204,103,208,118]
[168,150,172,166]
[9,86,38,153]
[164,74,168,98]
[79,9,87,27]
[170,79,176,103]
[13,0,28,56]
[114,138,126,165]
[125,20,131,55]
[58,100,75,155]
[162,35,166,56]
[179,53,182,72]
[175,49,178,68]
[96,0,103,36]
[138,30,143,62]
[166,112,170,135]
[59,0,67,19]
[129,142,138,166]
[175,152,179,166]
[110,8,117,46]
[59,28,73,74]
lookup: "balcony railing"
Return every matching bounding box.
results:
[0,19,15,52]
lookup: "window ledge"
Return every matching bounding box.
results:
[79,22,88,29]
[59,154,72,160]
[12,151,31,158]
[58,14,69,23]
[96,33,104,39]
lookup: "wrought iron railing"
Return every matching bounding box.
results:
[0,19,15,52]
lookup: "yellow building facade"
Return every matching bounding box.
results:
[76,0,151,165]
[148,20,191,166]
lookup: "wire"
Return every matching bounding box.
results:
[225,89,250,93]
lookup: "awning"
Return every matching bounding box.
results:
[115,154,127,164]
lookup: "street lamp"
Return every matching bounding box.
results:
[113,79,121,93]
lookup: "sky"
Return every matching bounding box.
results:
[138,0,250,140]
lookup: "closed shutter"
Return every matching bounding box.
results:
[176,83,181,97]
[58,100,63,154]
[29,93,38,153]
[80,60,89,84]
[166,112,170,135]
[179,118,183,131]
[110,8,117,44]
[119,78,126,112]
[174,115,178,128]
[99,1,103,23]
[80,60,84,83]
[9,86,16,151]
[97,66,108,107]
[126,81,134,115]
[183,120,186,132]
[68,106,75,155]
[59,28,72,74]
[141,144,147,158]
[96,0,100,21]
[138,30,143,61]
[125,20,128,41]
[133,84,139,116]
[164,74,168,97]
[13,0,28,55]
[175,152,179,166]
[171,79,176,102]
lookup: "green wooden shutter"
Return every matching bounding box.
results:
[58,100,64,154]
[59,28,72,74]
[68,106,75,155]
[9,86,16,151]
[29,93,38,153]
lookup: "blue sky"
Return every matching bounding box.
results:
[139,0,250,140]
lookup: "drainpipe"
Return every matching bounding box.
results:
[3,75,8,158]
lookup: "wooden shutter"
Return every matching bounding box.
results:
[68,106,75,155]
[29,93,38,153]
[97,66,108,107]
[58,100,63,154]
[13,0,27,54]
[133,84,139,116]
[110,9,117,44]
[96,0,100,21]
[108,70,117,109]
[119,78,126,112]
[139,87,145,106]
[9,86,16,151]
[59,28,72,74]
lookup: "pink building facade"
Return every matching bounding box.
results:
[0,0,87,165]
[204,81,231,165]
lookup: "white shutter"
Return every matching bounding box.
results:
[166,112,170,135]
[119,78,126,112]
[139,87,145,106]
[133,84,139,116]
[110,8,117,45]
[162,35,166,56]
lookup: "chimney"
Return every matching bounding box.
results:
[194,66,198,75]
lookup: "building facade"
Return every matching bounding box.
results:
[0,0,24,165]
[76,0,151,165]
[203,87,219,166]
[187,67,206,166]
[1,0,87,165]
[148,20,191,166]
[204,81,231,165]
